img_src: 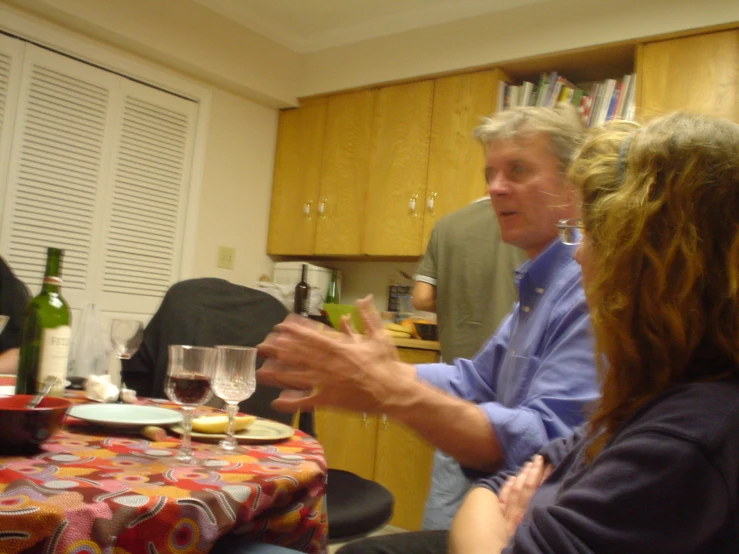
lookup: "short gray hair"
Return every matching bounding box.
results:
[473,103,586,170]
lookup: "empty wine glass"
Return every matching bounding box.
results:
[165,345,215,463]
[212,346,257,451]
[110,319,144,360]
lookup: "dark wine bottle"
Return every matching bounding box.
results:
[16,247,72,397]
[325,269,340,304]
[293,264,310,316]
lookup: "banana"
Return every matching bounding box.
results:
[384,322,410,333]
[192,414,256,434]
[383,328,412,338]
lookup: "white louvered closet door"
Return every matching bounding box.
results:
[0,35,24,215]
[0,44,119,307]
[0,40,198,316]
[96,80,198,314]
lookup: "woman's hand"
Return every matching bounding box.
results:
[498,454,553,535]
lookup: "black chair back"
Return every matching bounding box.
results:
[121,278,291,424]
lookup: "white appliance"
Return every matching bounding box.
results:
[272,262,340,304]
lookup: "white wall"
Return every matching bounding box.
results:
[300,0,739,96]
[7,0,739,103]
[192,88,278,288]
[2,0,303,108]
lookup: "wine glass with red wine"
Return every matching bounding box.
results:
[165,345,215,463]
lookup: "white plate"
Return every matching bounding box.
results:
[69,404,183,429]
[171,419,294,444]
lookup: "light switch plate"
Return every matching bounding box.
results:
[217,246,235,269]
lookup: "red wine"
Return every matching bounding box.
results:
[166,374,212,405]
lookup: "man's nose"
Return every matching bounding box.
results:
[487,173,510,196]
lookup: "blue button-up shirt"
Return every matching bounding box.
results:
[416,238,598,471]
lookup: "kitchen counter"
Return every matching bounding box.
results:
[392,337,440,351]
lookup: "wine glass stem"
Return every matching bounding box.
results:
[181,407,194,458]
[226,402,238,443]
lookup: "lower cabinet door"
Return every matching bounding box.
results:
[314,407,377,480]
[374,416,435,530]
[314,346,441,530]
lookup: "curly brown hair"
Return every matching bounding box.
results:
[568,112,739,459]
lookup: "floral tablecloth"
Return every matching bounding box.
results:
[0,378,327,554]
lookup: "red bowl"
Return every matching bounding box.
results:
[0,395,71,454]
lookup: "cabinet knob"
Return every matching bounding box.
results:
[302,201,313,220]
[317,199,327,219]
[426,191,437,214]
[408,194,418,217]
[381,413,389,430]
[362,412,370,427]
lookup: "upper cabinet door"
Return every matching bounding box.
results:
[267,101,327,256]
[314,89,375,256]
[638,30,739,122]
[423,69,507,246]
[363,80,434,256]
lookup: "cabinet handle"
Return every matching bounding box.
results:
[408,194,418,217]
[362,412,370,427]
[426,191,437,214]
[381,413,389,430]
[302,201,313,220]
[317,198,327,219]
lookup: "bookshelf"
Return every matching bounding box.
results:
[497,71,636,127]
[494,41,638,126]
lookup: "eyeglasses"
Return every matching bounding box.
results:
[557,218,584,245]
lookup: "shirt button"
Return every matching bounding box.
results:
[522,306,531,312]
[535,287,544,294]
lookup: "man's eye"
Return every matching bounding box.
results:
[511,165,528,175]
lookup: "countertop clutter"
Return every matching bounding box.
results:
[392,337,440,351]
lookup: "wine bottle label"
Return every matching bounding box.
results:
[37,326,72,387]
[43,276,62,285]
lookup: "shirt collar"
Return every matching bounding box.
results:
[514,238,578,291]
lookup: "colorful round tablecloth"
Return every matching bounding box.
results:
[0,384,327,554]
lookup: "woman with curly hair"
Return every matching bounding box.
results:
[449,112,739,553]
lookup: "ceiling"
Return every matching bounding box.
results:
[193,0,550,53]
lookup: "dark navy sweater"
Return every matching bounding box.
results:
[479,378,739,553]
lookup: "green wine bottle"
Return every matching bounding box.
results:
[325,269,340,304]
[15,247,72,397]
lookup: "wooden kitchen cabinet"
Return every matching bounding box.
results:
[362,70,509,256]
[314,89,376,255]
[314,342,439,530]
[267,99,327,256]
[313,407,378,480]
[268,90,375,256]
[269,70,508,257]
[363,79,435,256]
[638,30,739,123]
[422,69,509,245]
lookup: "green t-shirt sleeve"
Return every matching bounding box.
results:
[415,225,439,284]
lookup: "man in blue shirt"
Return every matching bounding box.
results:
[257,105,597,552]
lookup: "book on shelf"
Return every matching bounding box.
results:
[496,80,507,112]
[496,72,636,128]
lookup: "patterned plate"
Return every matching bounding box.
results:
[171,419,294,444]
[69,404,183,428]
